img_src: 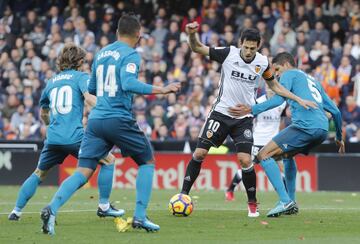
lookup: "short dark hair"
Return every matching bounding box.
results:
[240,28,261,45]
[117,13,141,37]
[56,43,86,71]
[272,52,296,67]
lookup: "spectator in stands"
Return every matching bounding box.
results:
[350,33,360,61]
[296,45,311,72]
[354,64,360,107]
[85,9,100,34]
[220,6,236,33]
[337,56,353,103]
[315,55,339,102]
[0,34,10,54]
[0,1,359,143]
[151,18,168,47]
[330,21,345,45]
[21,10,38,35]
[157,124,170,141]
[10,104,25,131]
[0,5,21,35]
[20,49,41,73]
[181,8,201,32]
[342,96,360,141]
[74,18,94,47]
[308,21,330,47]
[189,125,200,141]
[46,5,64,34]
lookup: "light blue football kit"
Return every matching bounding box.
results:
[11,70,115,219]
[252,69,342,216]
[44,41,159,232]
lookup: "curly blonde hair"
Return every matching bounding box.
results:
[56,43,86,71]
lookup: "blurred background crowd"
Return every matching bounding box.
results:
[0,0,359,143]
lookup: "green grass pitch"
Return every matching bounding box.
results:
[1,186,359,244]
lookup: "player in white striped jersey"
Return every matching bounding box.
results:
[226,85,287,201]
[177,22,316,218]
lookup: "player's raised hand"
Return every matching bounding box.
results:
[162,82,181,94]
[228,104,252,117]
[298,99,318,110]
[185,22,199,34]
[335,139,345,154]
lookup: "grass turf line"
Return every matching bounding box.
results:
[0,186,359,244]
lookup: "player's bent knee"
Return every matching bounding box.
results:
[78,158,98,171]
[77,167,94,179]
[237,153,251,168]
[193,148,208,161]
[34,168,48,181]
[146,158,155,165]
[99,153,115,165]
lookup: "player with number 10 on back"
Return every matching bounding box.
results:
[9,43,124,222]
[40,13,181,235]
[177,22,317,218]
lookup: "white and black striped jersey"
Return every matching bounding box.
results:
[253,95,286,146]
[209,46,274,119]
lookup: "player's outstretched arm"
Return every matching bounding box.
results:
[228,95,285,117]
[121,53,181,95]
[266,78,317,110]
[151,82,181,94]
[186,22,210,56]
[121,75,181,95]
[321,88,345,153]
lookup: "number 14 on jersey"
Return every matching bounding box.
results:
[96,64,118,97]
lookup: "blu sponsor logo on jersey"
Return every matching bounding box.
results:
[231,70,257,82]
[0,151,12,171]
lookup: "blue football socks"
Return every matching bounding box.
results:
[49,171,87,215]
[261,158,291,203]
[283,158,297,202]
[134,164,155,220]
[98,164,115,205]
[14,173,41,211]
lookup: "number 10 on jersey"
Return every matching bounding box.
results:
[96,64,118,97]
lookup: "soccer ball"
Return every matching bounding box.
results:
[168,193,193,217]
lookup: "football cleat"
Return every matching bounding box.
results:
[8,211,21,221]
[41,206,56,235]
[97,204,125,218]
[225,191,235,201]
[284,202,299,215]
[132,216,160,232]
[267,201,296,218]
[247,201,260,217]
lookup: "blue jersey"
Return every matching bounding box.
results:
[39,70,89,145]
[88,41,153,120]
[252,69,342,140]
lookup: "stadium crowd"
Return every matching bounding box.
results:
[0,0,360,143]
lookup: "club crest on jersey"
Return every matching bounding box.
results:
[206,130,214,138]
[126,63,136,73]
[244,129,252,139]
[255,65,261,74]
